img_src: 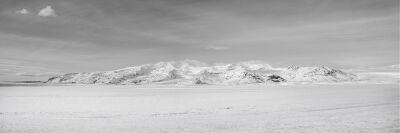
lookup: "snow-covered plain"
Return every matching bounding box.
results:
[0,83,398,133]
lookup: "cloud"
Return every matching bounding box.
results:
[205,46,228,50]
[16,8,29,15]
[16,72,60,77]
[38,5,56,17]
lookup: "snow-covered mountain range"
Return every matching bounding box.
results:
[47,60,357,85]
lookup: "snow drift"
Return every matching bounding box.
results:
[47,60,357,85]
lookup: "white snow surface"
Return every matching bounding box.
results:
[0,84,398,133]
[47,60,358,85]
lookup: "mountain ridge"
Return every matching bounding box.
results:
[47,60,357,85]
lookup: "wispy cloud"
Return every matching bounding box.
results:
[16,8,30,15]
[15,72,60,77]
[0,58,61,81]
[38,5,56,17]
[206,46,228,50]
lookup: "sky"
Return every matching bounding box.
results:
[0,0,398,81]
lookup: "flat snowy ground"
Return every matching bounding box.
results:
[0,84,398,133]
